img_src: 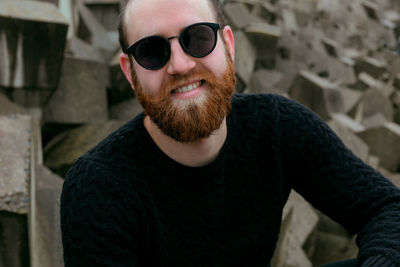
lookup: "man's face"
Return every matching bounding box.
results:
[122,0,236,142]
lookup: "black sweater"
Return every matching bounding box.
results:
[61,94,400,266]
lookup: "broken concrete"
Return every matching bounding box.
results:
[43,51,109,124]
[0,0,68,95]
[357,122,400,171]
[44,120,123,177]
[0,115,31,214]
[289,71,345,120]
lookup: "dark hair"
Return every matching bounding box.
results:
[118,0,226,53]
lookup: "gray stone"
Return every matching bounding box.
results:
[223,2,261,30]
[281,9,298,36]
[77,0,118,61]
[289,71,345,121]
[83,0,120,31]
[44,120,123,177]
[234,31,256,91]
[357,122,400,171]
[252,2,277,25]
[339,87,363,114]
[354,57,387,79]
[361,0,381,21]
[0,93,27,115]
[109,97,143,123]
[0,115,31,214]
[394,74,400,89]
[357,72,382,90]
[271,191,317,267]
[361,88,394,121]
[330,113,366,133]
[250,69,284,95]
[392,90,400,124]
[0,211,29,267]
[109,50,135,106]
[367,155,380,169]
[244,22,281,68]
[321,37,341,58]
[0,0,68,106]
[43,53,109,124]
[362,113,388,129]
[30,165,64,267]
[328,120,369,162]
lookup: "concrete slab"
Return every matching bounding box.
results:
[0,93,27,115]
[361,88,394,121]
[244,22,281,68]
[43,54,109,124]
[0,115,31,214]
[0,0,68,90]
[109,97,143,123]
[30,165,64,267]
[250,69,284,95]
[223,2,262,30]
[83,0,120,31]
[357,122,400,171]
[354,57,387,79]
[289,71,345,120]
[44,120,124,177]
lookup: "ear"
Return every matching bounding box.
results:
[222,25,235,61]
[119,52,135,90]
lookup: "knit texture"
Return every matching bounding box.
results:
[61,94,400,266]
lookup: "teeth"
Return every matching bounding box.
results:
[175,81,201,93]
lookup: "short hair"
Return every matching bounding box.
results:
[118,0,226,53]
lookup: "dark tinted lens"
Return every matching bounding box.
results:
[182,24,216,57]
[134,36,170,69]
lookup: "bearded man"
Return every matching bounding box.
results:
[60,0,400,266]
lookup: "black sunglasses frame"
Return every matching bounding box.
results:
[126,22,221,70]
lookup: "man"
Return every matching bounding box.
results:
[60,0,400,266]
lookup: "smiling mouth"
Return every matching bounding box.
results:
[172,80,204,94]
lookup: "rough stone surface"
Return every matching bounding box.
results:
[30,165,64,267]
[250,69,284,95]
[0,93,27,115]
[109,97,143,123]
[44,120,123,177]
[0,115,31,214]
[234,31,256,91]
[289,71,345,120]
[43,55,109,124]
[0,0,68,90]
[271,191,318,267]
[357,122,400,171]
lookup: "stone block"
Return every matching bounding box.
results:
[44,120,123,177]
[0,0,68,106]
[0,115,31,214]
[362,113,388,129]
[0,211,29,267]
[288,71,345,121]
[357,122,400,171]
[83,0,120,31]
[30,165,64,267]
[392,90,400,124]
[321,37,340,58]
[328,120,369,162]
[281,9,298,36]
[252,2,277,25]
[354,57,387,79]
[271,191,318,267]
[244,22,281,68]
[234,31,256,91]
[109,50,135,106]
[367,154,380,169]
[0,93,27,115]
[43,50,109,124]
[361,0,381,21]
[250,69,284,95]
[361,88,394,121]
[223,2,262,30]
[77,0,118,61]
[330,113,366,133]
[394,74,400,89]
[339,87,363,114]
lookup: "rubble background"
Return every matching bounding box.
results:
[0,0,400,266]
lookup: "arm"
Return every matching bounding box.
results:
[276,95,400,266]
[60,157,146,266]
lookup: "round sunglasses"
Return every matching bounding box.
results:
[126,22,221,70]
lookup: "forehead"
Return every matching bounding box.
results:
[124,0,216,44]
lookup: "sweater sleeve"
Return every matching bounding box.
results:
[60,157,146,267]
[275,95,400,266]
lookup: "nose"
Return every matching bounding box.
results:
[166,38,196,75]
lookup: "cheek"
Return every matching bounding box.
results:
[134,65,164,95]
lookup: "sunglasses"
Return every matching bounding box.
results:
[126,22,221,70]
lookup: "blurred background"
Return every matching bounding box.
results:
[0,0,400,266]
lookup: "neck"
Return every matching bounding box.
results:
[143,116,227,167]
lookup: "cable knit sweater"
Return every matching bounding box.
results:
[61,93,400,266]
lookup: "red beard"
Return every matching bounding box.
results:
[132,55,236,143]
